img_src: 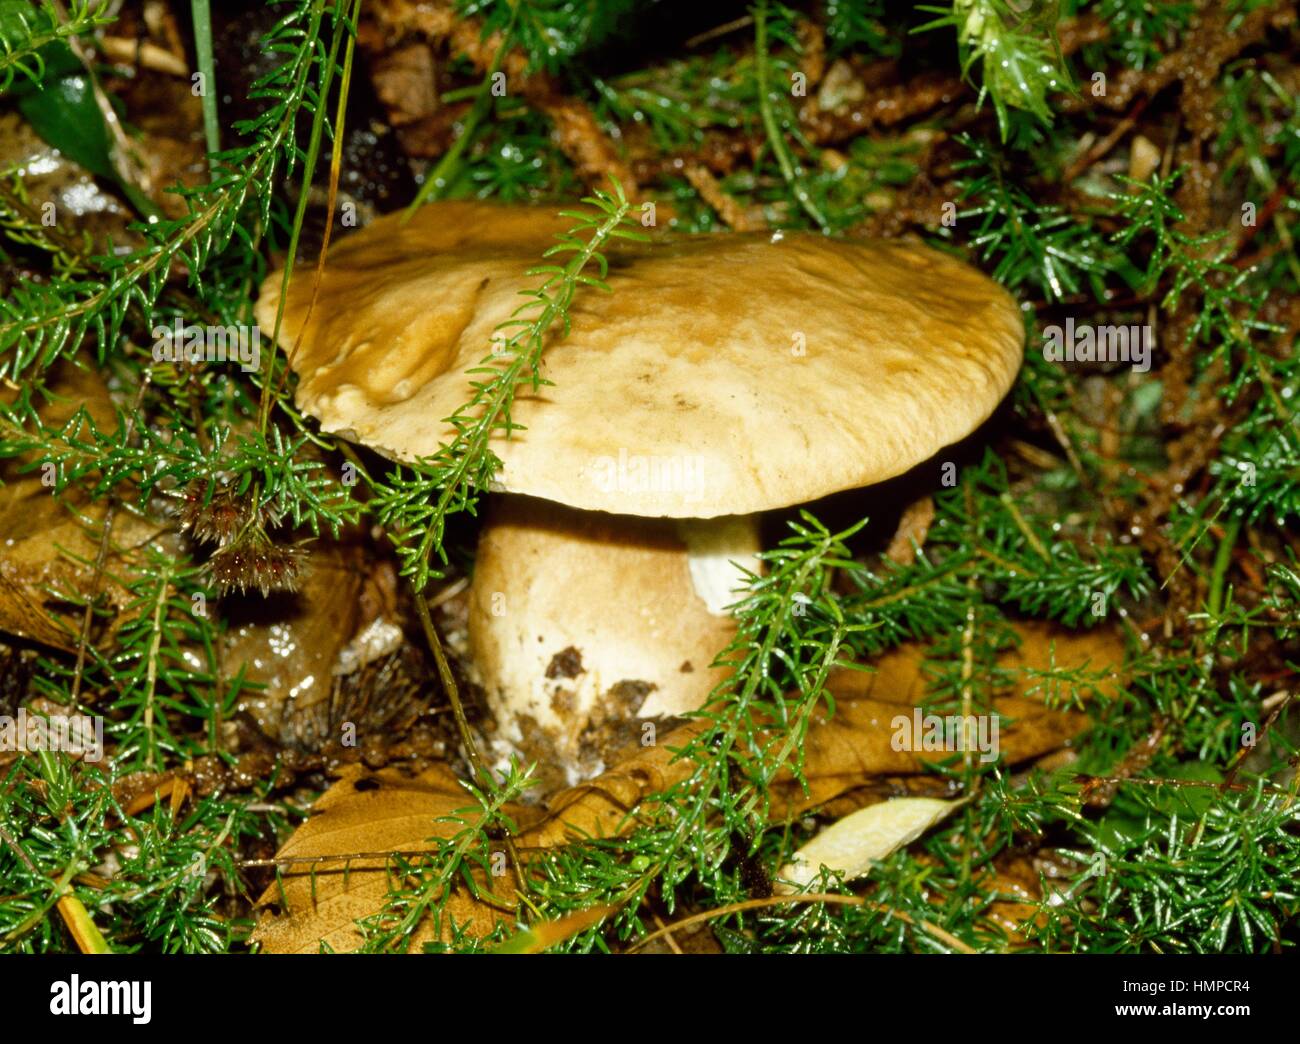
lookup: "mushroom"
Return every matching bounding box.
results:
[256,201,1024,783]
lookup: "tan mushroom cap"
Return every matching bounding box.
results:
[256,201,1024,517]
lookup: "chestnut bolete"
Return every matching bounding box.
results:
[256,201,1024,782]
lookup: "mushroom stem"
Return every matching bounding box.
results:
[467,496,760,785]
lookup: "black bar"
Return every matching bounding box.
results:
[3,953,1286,1031]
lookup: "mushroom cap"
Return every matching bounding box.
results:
[256,201,1024,517]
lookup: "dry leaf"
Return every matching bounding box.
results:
[252,763,525,953]
[776,797,961,893]
[770,621,1122,814]
[520,723,702,848]
[0,365,157,652]
[829,620,1124,704]
[982,855,1049,945]
[254,732,707,951]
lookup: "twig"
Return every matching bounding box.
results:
[269,0,363,408]
[239,848,452,868]
[685,15,753,49]
[1000,492,1051,561]
[1059,97,1149,185]
[69,373,152,707]
[623,893,976,954]
[412,586,526,894]
[256,0,350,437]
[0,821,40,875]
[1221,690,1294,793]
[683,163,760,230]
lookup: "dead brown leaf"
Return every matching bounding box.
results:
[252,763,527,953]
[982,855,1049,945]
[520,724,703,848]
[0,364,158,652]
[768,621,1121,814]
